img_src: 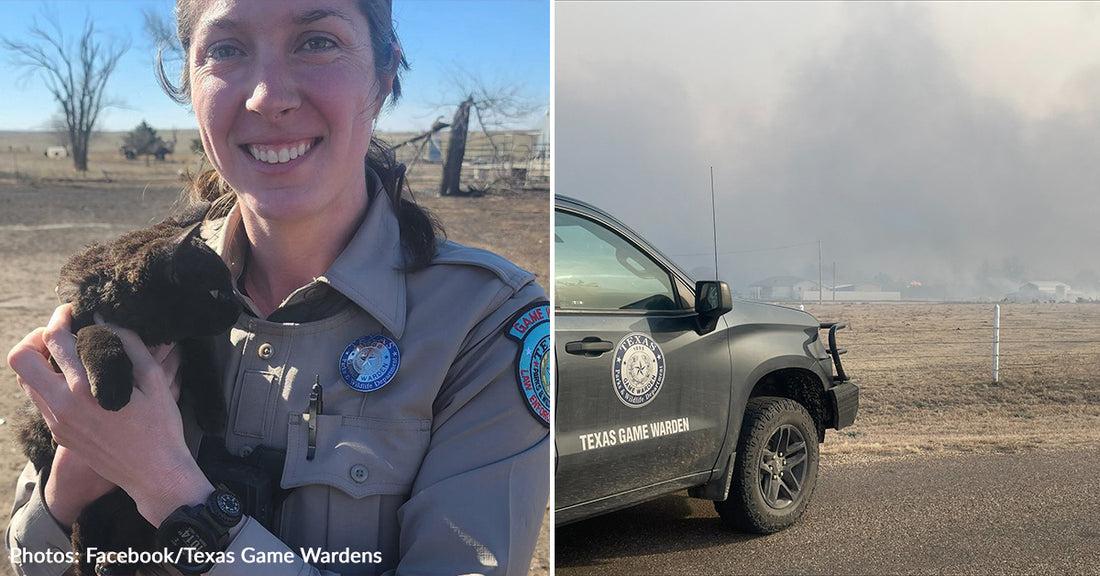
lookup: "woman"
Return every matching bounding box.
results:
[6,1,550,574]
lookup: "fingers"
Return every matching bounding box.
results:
[163,346,183,403]
[18,374,58,428]
[150,343,177,365]
[8,326,72,410]
[42,304,88,386]
[104,321,170,397]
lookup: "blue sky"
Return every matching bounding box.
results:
[0,0,549,132]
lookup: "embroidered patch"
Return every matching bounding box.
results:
[612,333,665,408]
[339,335,400,392]
[506,302,550,427]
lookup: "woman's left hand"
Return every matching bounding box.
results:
[8,304,213,526]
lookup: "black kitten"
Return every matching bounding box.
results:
[18,204,241,576]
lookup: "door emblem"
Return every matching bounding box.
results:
[612,333,666,407]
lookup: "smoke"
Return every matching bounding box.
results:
[557,3,1100,300]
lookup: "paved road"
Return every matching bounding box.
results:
[556,449,1100,575]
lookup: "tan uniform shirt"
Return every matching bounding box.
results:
[8,180,550,576]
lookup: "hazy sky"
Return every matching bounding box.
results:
[556,2,1100,298]
[0,0,549,132]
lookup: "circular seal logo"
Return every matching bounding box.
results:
[339,335,400,392]
[612,333,665,407]
[506,303,551,427]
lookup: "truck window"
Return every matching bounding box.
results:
[555,211,678,311]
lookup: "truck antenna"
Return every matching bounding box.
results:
[711,166,720,281]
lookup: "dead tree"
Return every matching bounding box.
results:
[431,68,544,196]
[392,117,449,177]
[440,97,474,197]
[3,13,129,172]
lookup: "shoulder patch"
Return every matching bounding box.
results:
[505,302,551,427]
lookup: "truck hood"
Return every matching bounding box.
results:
[727,299,819,328]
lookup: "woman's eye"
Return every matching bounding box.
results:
[206,44,242,62]
[302,37,338,52]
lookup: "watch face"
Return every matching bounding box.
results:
[215,491,242,518]
[160,519,216,575]
[166,522,214,552]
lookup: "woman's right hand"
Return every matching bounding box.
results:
[9,305,205,528]
[8,319,185,527]
[9,326,116,525]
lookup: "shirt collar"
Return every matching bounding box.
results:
[206,170,408,338]
[319,179,407,338]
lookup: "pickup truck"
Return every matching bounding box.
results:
[555,195,859,533]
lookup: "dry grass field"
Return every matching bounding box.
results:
[0,130,549,574]
[802,301,1100,460]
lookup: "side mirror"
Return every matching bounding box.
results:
[695,280,732,334]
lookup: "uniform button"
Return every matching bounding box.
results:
[350,464,369,483]
[257,343,274,360]
[239,446,253,458]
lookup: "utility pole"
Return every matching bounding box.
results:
[818,240,823,304]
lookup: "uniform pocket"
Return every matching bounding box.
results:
[232,370,278,439]
[282,413,431,499]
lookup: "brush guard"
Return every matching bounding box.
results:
[820,322,858,429]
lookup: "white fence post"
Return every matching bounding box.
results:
[993,304,1000,383]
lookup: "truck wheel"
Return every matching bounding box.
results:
[715,397,819,533]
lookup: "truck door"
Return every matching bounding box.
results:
[555,209,733,512]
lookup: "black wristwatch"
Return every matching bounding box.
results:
[156,486,243,576]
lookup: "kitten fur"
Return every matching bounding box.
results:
[19,204,241,575]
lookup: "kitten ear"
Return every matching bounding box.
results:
[171,221,204,250]
[167,222,205,282]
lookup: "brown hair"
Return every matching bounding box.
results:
[157,0,442,269]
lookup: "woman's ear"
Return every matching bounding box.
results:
[376,42,402,112]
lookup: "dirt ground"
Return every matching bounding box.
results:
[0,145,550,573]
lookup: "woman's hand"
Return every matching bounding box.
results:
[7,304,213,527]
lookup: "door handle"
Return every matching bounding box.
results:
[565,338,614,356]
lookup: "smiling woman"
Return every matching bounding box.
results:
[5,2,550,576]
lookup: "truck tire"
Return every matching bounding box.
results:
[715,396,819,533]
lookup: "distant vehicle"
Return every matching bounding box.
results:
[44,146,68,159]
[121,141,173,161]
[555,195,859,533]
[120,121,175,161]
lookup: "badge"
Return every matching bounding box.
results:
[612,333,666,408]
[339,335,400,392]
[506,302,550,427]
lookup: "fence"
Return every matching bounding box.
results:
[800,302,1100,422]
[388,129,548,194]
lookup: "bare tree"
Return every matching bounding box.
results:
[440,97,475,197]
[435,69,544,196]
[3,12,129,172]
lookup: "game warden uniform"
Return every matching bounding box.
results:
[7,170,551,576]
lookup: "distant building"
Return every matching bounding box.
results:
[1005,281,1072,303]
[747,276,817,301]
[45,146,68,159]
[820,283,901,302]
[748,277,902,301]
